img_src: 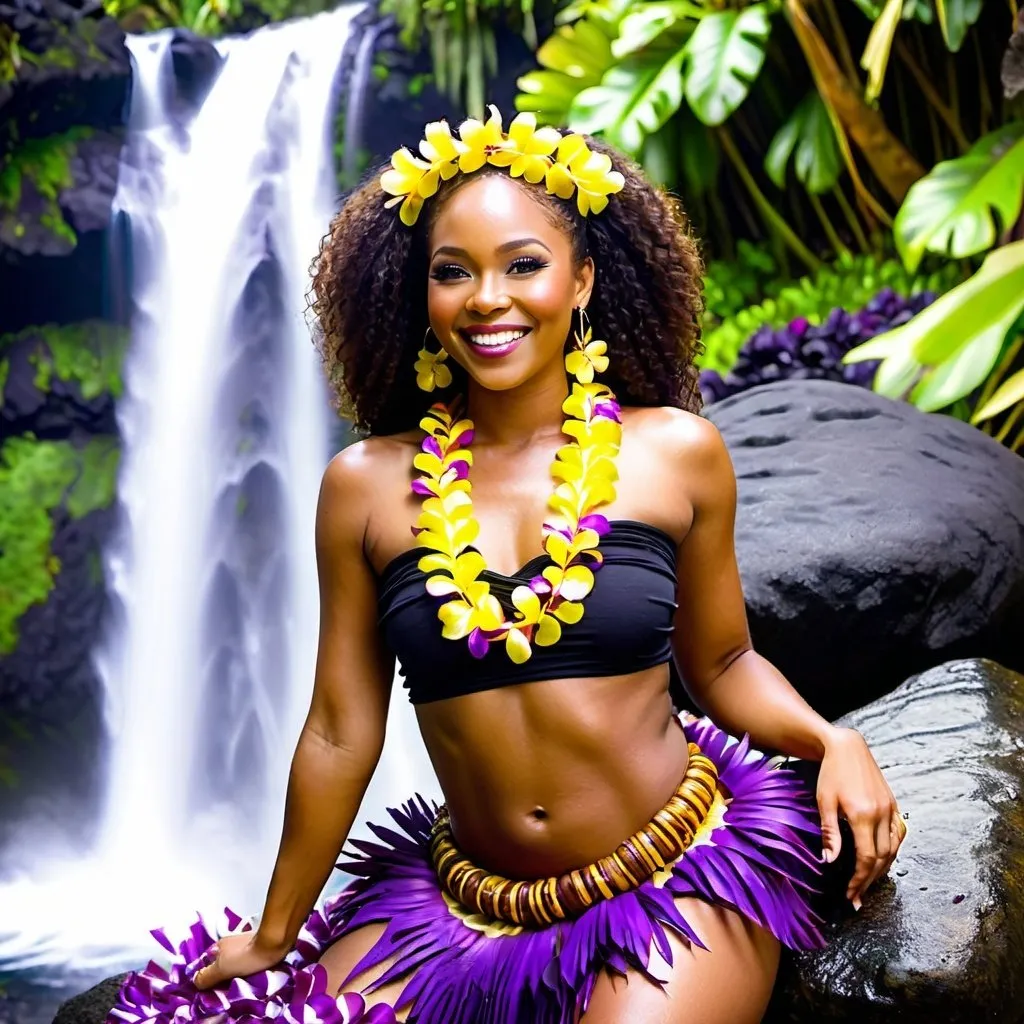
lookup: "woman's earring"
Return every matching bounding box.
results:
[565,306,609,384]
[414,326,453,393]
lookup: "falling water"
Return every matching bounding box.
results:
[0,5,437,981]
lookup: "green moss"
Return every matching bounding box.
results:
[0,128,92,248]
[0,436,120,655]
[0,321,128,400]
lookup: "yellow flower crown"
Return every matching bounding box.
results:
[380,105,626,227]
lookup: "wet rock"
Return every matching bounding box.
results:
[768,658,1024,1023]
[0,0,129,151]
[705,380,1024,719]
[163,31,225,123]
[51,973,130,1024]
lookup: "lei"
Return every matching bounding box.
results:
[410,329,621,663]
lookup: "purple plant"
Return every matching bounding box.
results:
[700,288,938,405]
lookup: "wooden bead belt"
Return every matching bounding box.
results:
[429,741,719,928]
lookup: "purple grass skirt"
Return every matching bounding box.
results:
[108,717,826,1024]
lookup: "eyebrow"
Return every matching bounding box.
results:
[431,237,553,259]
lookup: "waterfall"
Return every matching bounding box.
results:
[0,4,438,976]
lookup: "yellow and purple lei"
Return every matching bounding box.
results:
[410,333,621,664]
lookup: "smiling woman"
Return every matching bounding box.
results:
[109,109,905,1024]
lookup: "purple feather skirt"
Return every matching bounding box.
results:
[109,717,826,1024]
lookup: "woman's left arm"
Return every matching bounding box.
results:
[668,413,904,908]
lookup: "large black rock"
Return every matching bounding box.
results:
[769,658,1024,1023]
[705,380,1024,719]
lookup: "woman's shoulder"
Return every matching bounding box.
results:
[621,405,727,469]
[320,430,422,512]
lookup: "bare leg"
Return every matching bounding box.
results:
[317,924,410,1022]
[581,897,780,1024]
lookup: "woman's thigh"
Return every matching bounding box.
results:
[580,897,781,1024]
[317,923,410,1022]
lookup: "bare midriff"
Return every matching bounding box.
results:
[414,664,690,880]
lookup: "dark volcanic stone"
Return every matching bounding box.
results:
[51,972,130,1024]
[0,0,130,150]
[705,380,1024,719]
[768,659,1024,1023]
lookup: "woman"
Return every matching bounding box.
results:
[111,108,904,1024]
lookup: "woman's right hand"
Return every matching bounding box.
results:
[191,930,290,990]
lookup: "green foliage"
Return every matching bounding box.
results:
[683,5,770,127]
[1,25,22,85]
[382,0,541,120]
[894,121,1024,272]
[933,0,983,52]
[0,129,92,248]
[0,437,120,655]
[0,321,128,400]
[700,251,963,374]
[845,243,1024,450]
[100,0,332,36]
[0,359,8,405]
[765,91,841,195]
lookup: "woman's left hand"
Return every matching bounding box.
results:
[816,726,906,910]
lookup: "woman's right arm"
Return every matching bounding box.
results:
[196,445,395,983]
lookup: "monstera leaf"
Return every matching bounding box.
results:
[895,121,1024,272]
[844,241,1024,413]
[682,5,772,126]
[515,10,624,123]
[934,0,983,52]
[765,91,841,194]
[612,0,702,57]
[570,44,688,155]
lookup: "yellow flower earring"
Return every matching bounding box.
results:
[565,308,609,385]
[415,327,453,393]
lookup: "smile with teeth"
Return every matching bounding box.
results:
[462,328,530,347]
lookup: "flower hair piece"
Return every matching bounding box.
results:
[380,105,626,227]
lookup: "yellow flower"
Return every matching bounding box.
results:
[414,346,453,392]
[380,121,462,226]
[547,134,626,216]
[564,324,609,384]
[541,563,595,602]
[425,551,487,597]
[505,112,562,184]
[562,381,615,421]
[458,105,512,172]
[438,581,504,640]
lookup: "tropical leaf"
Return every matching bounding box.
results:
[785,0,924,204]
[683,5,772,126]
[515,8,623,124]
[894,121,1024,272]
[860,0,902,103]
[613,0,701,57]
[844,242,1024,411]
[973,366,1024,423]
[934,0,983,53]
[764,91,840,194]
[570,45,687,155]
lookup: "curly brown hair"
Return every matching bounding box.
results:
[308,135,705,436]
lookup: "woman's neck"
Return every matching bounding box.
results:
[465,363,568,448]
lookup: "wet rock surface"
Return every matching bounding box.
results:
[706,380,1024,720]
[50,973,130,1024]
[768,659,1024,1023]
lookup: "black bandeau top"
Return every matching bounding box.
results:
[377,520,678,704]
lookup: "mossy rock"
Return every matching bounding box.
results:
[0,434,120,656]
[0,320,127,436]
[0,128,93,255]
